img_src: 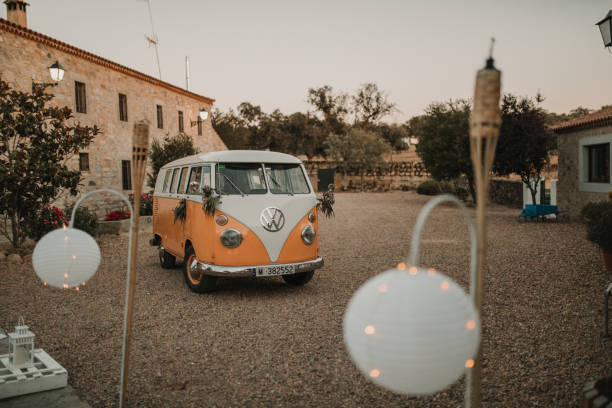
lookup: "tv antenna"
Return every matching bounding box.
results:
[139,0,162,80]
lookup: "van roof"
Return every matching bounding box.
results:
[162,150,303,168]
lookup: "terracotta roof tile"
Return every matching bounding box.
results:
[0,18,214,104]
[552,107,612,133]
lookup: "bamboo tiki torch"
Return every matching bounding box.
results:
[120,120,150,407]
[467,39,501,408]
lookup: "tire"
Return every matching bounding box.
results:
[159,248,175,269]
[282,271,314,286]
[183,247,217,293]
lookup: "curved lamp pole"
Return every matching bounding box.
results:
[32,121,150,408]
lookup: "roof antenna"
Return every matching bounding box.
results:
[139,0,162,80]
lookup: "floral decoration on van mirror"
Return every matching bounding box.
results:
[317,184,335,219]
[173,198,187,223]
[202,185,220,217]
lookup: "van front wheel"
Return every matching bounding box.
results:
[282,271,314,286]
[183,247,217,293]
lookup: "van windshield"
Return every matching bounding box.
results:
[265,164,310,194]
[218,163,267,195]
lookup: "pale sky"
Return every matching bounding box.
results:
[8,0,612,122]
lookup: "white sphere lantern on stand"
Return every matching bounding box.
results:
[343,194,481,400]
[344,266,480,395]
[32,226,100,289]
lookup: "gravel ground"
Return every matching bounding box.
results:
[1,191,611,407]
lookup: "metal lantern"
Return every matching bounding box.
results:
[48,60,65,82]
[596,11,612,48]
[8,317,35,369]
[32,227,101,289]
[343,267,480,395]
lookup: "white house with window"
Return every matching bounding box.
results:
[553,107,612,218]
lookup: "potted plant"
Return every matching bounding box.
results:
[581,199,612,272]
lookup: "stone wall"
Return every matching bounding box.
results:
[557,126,612,218]
[0,19,227,216]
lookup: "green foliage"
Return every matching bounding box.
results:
[174,198,186,223]
[494,94,555,205]
[201,186,219,217]
[129,193,153,216]
[64,205,98,236]
[317,185,335,218]
[415,100,475,201]
[374,123,409,151]
[581,201,612,252]
[324,128,391,189]
[28,206,68,241]
[307,85,349,135]
[0,78,99,249]
[352,83,396,125]
[417,180,440,196]
[147,133,198,187]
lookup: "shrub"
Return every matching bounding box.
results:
[581,201,612,252]
[28,206,68,241]
[129,193,153,216]
[105,210,131,221]
[417,180,440,196]
[64,205,99,237]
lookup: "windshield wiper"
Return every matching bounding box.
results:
[266,168,293,195]
[221,173,245,196]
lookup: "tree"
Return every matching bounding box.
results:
[415,100,476,201]
[147,133,198,187]
[494,93,556,204]
[307,85,349,135]
[352,83,396,125]
[324,128,391,189]
[211,108,250,150]
[0,79,100,249]
[375,123,409,151]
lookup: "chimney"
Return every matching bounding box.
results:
[4,0,28,28]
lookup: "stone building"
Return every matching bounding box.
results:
[553,107,612,218]
[0,0,227,212]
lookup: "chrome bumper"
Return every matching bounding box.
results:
[196,257,324,278]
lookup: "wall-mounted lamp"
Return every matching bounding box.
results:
[48,60,65,83]
[191,108,208,127]
[597,11,612,48]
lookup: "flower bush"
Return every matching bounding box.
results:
[64,205,99,237]
[581,200,612,252]
[128,193,154,216]
[104,210,131,221]
[28,206,68,240]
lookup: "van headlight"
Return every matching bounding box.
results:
[301,225,316,245]
[220,228,242,248]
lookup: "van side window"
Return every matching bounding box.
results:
[162,170,171,193]
[187,166,202,195]
[177,167,189,194]
[168,168,179,193]
[202,166,211,188]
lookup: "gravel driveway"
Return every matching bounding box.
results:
[1,191,610,407]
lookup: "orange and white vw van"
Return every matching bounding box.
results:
[151,150,323,293]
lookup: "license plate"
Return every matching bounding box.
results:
[253,264,296,277]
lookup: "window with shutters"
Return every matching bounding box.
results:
[75,81,87,113]
[122,160,132,190]
[119,93,128,121]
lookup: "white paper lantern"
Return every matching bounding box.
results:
[32,227,101,289]
[343,266,480,395]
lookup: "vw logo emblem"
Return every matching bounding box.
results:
[260,207,285,232]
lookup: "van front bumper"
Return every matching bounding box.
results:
[194,257,324,278]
